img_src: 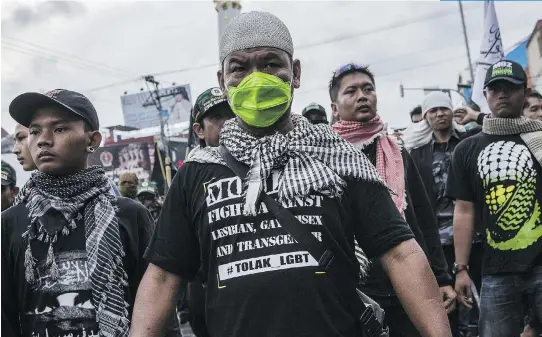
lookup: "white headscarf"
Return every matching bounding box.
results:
[403,91,466,151]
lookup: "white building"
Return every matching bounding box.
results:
[526,20,542,93]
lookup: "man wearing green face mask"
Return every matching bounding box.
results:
[131,11,451,337]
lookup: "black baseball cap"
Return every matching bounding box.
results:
[192,87,228,124]
[302,102,326,117]
[9,89,100,130]
[484,60,527,88]
[1,161,16,186]
[137,181,158,196]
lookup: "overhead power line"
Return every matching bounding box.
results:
[2,38,135,78]
[2,43,130,80]
[296,54,467,96]
[79,6,478,93]
[80,77,143,93]
[2,37,135,77]
[296,5,477,50]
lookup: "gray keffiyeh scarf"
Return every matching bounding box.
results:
[483,116,542,166]
[15,166,130,337]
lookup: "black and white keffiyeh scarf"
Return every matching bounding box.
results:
[15,166,130,337]
[187,114,387,274]
[188,114,384,215]
[483,116,542,166]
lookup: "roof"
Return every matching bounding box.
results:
[104,125,140,132]
[1,128,9,138]
[527,19,542,48]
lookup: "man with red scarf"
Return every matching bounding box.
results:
[330,63,456,337]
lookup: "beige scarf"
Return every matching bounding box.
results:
[483,117,542,166]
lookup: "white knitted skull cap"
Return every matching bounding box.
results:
[219,11,294,64]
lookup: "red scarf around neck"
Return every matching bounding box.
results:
[332,116,406,216]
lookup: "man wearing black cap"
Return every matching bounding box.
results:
[2,89,153,337]
[302,102,328,125]
[1,161,19,211]
[448,60,542,337]
[182,87,234,337]
[132,12,450,337]
[136,181,162,222]
[191,87,234,148]
[182,88,234,337]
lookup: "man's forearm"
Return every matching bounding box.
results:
[130,264,182,337]
[382,239,452,337]
[453,203,475,266]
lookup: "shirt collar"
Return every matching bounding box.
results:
[430,129,461,151]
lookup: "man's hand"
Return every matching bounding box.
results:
[439,286,457,314]
[454,270,473,309]
[453,106,480,125]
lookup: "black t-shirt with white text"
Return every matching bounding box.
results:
[145,162,414,337]
[1,198,153,337]
[447,133,542,275]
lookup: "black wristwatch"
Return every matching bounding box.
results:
[476,112,487,126]
[453,263,469,275]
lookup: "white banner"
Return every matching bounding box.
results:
[471,0,504,114]
[120,84,192,129]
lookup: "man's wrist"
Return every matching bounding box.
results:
[476,112,486,125]
[452,263,469,274]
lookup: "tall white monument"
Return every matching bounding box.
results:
[214,0,242,41]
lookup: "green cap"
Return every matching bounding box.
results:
[1,161,16,186]
[192,87,228,123]
[137,181,158,196]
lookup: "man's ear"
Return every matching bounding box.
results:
[331,102,339,119]
[192,123,205,140]
[483,89,487,99]
[88,130,102,150]
[12,186,19,196]
[292,59,301,89]
[217,70,225,95]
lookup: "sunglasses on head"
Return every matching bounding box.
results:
[332,63,364,80]
[329,63,364,90]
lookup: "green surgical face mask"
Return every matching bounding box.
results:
[227,71,292,128]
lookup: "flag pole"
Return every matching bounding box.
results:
[458,0,475,83]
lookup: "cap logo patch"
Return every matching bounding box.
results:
[211,88,223,96]
[491,61,513,77]
[45,89,63,98]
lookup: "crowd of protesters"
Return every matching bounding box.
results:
[1,10,541,337]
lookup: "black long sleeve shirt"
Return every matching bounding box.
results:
[359,141,452,305]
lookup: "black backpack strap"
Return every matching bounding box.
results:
[218,146,383,336]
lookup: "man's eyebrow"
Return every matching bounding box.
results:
[227,56,246,64]
[29,119,71,129]
[261,51,284,61]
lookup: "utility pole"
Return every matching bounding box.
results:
[142,75,176,192]
[142,75,166,148]
[458,0,475,83]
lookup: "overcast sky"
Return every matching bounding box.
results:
[2,1,541,133]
